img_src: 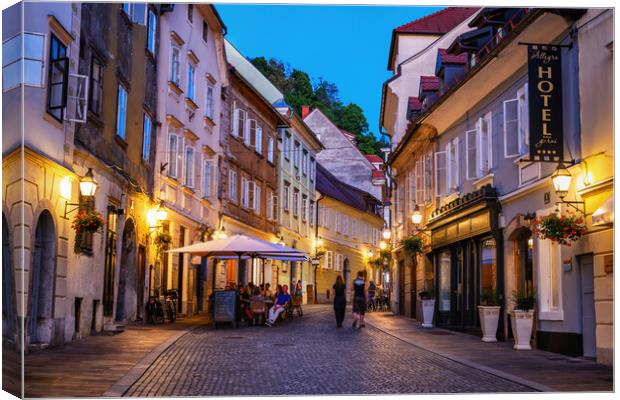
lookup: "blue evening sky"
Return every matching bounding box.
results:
[215,4,442,139]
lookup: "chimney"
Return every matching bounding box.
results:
[301,105,311,119]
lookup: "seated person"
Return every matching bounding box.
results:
[239,286,253,322]
[266,284,291,326]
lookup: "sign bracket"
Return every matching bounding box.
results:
[518,41,573,49]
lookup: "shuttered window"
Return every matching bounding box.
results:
[434,151,447,197]
[504,98,519,158]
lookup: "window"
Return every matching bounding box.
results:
[292,189,299,217]
[293,141,301,169]
[503,98,519,158]
[537,225,563,320]
[283,182,290,211]
[517,84,530,155]
[247,119,256,147]
[170,46,180,86]
[267,136,274,163]
[203,159,215,198]
[272,193,279,221]
[283,133,291,160]
[184,146,195,188]
[202,21,208,43]
[116,84,128,139]
[228,168,238,202]
[477,113,492,175]
[301,195,308,222]
[254,184,261,213]
[396,184,404,224]
[335,212,342,233]
[147,9,156,54]
[232,108,247,139]
[302,149,308,175]
[123,3,146,24]
[335,254,343,272]
[187,63,195,101]
[187,4,193,23]
[424,153,433,203]
[324,251,333,269]
[446,137,459,193]
[309,201,315,226]
[241,178,254,209]
[167,134,179,178]
[407,168,416,214]
[47,34,68,120]
[3,32,45,91]
[465,129,478,180]
[142,114,152,161]
[89,56,103,115]
[267,189,274,220]
[434,151,447,197]
[309,157,316,181]
[415,159,425,204]
[255,126,263,155]
[205,84,214,119]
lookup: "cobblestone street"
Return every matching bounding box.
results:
[126,306,531,396]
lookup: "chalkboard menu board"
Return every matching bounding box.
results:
[213,290,237,325]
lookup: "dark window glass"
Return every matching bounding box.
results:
[89,56,103,115]
[187,4,193,22]
[203,21,208,43]
[47,34,68,120]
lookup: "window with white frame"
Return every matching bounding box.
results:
[167,133,180,178]
[3,32,45,92]
[283,132,291,160]
[267,136,274,163]
[246,119,256,147]
[283,182,290,211]
[415,159,425,204]
[536,229,563,320]
[228,168,238,202]
[517,84,529,155]
[396,184,404,224]
[424,153,433,203]
[434,151,447,197]
[89,56,104,115]
[272,193,278,221]
[123,3,146,24]
[47,34,68,120]
[116,84,128,139]
[302,149,308,175]
[147,9,156,54]
[309,200,315,226]
[203,159,215,198]
[170,45,180,86]
[241,178,255,209]
[324,250,334,269]
[335,212,342,233]
[503,97,519,158]
[293,141,301,169]
[477,112,492,175]
[446,137,460,193]
[142,113,152,161]
[184,146,195,188]
[254,182,261,213]
[255,126,263,155]
[335,254,343,272]
[205,84,214,119]
[267,189,274,219]
[350,219,357,237]
[292,189,299,217]
[466,129,478,180]
[309,157,316,181]
[232,107,247,140]
[301,195,308,222]
[187,62,195,101]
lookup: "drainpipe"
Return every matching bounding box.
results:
[313,192,324,304]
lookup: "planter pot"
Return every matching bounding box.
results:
[421,299,436,328]
[478,305,501,342]
[510,309,534,350]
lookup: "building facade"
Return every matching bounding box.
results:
[314,163,384,304]
[154,3,228,315]
[385,7,614,364]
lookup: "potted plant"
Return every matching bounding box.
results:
[478,289,501,342]
[71,209,105,234]
[400,235,424,257]
[533,211,586,246]
[418,285,435,328]
[154,231,173,258]
[510,288,536,350]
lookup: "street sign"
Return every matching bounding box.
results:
[311,259,320,266]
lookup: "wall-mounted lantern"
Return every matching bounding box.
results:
[551,163,585,213]
[64,168,99,218]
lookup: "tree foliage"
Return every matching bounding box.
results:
[249,56,388,155]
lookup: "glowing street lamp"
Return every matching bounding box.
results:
[155,201,168,221]
[379,241,388,250]
[551,163,572,200]
[411,205,423,226]
[382,228,391,240]
[79,168,98,197]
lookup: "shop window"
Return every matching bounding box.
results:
[438,250,451,312]
[480,238,497,297]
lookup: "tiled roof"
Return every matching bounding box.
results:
[371,170,385,179]
[394,7,479,34]
[408,97,422,111]
[365,154,384,164]
[316,163,381,215]
[438,48,467,64]
[420,76,440,91]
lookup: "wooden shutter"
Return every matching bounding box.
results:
[504,98,519,158]
[435,151,446,197]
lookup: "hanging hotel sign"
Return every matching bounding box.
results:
[527,44,564,161]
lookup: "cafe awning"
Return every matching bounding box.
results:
[592,195,614,226]
[166,234,306,258]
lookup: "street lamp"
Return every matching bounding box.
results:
[64,168,99,218]
[551,162,585,213]
[411,205,423,225]
[382,228,391,240]
[155,201,168,221]
[379,241,388,250]
[213,226,228,240]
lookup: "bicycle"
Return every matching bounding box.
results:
[164,289,178,323]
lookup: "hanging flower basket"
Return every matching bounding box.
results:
[71,209,105,234]
[533,212,586,246]
[154,231,173,257]
[400,234,425,257]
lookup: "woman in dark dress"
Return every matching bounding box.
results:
[332,275,346,328]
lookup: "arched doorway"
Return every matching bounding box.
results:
[29,210,56,344]
[3,214,17,342]
[116,219,137,322]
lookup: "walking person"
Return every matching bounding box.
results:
[351,271,367,328]
[332,275,346,328]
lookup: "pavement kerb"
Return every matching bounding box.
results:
[102,321,208,398]
[364,317,554,393]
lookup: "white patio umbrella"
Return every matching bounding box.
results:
[166,234,305,258]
